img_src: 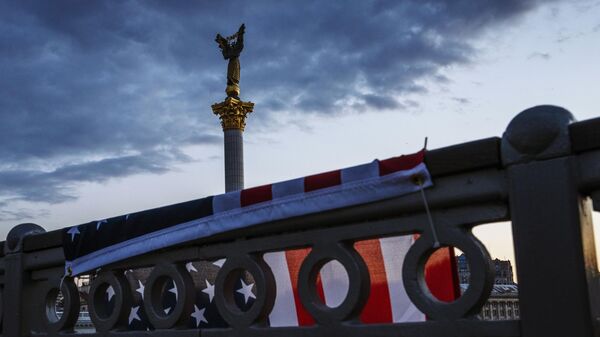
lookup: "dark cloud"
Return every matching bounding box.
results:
[452,97,470,104]
[0,0,555,212]
[0,208,50,222]
[0,150,186,206]
[528,52,551,60]
[362,94,402,110]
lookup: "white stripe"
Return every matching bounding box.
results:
[320,260,350,308]
[212,190,241,213]
[272,177,304,199]
[380,236,425,322]
[263,252,299,327]
[67,163,431,275]
[341,160,378,183]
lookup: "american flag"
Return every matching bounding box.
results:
[67,149,458,327]
[115,242,457,329]
[64,150,435,276]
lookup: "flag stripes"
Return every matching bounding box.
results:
[117,235,456,330]
[262,252,300,327]
[263,237,457,325]
[64,150,432,276]
[305,169,342,192]
[380,236,422,322]
[354,239,394,323]
[283,248,320,326]
[241,184,272,207]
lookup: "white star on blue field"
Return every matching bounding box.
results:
[121,260,256,330]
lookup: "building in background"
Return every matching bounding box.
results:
[457,254,519,320]
[457,253,470,284]
[493,258,514,285]
[460,284,520,320]
[457,254,515,285]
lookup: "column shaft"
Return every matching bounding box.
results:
[224,129,244,192]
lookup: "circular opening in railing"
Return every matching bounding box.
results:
[224,269,257,313]
[423,246,463,303]
[149,275,179,317]
[45,288,64,323]
[317,259,349,308]
[92,283,117,319]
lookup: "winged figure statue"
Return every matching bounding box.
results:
[215,24,245,98]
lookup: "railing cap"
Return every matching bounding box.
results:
[502,105,575,166]
[4,223,45,254]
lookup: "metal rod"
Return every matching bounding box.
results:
[417,178,441,248]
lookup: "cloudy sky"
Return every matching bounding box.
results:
[1,0,599,264]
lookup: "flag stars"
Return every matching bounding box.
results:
[162,281,178,315]
[128,306,141,325]
[106,286,115,301]
[191,305,208,327]
[236,279,256,304]
[186,262,198,273]
[135,280,145,300]
[96,219,107,230]
[202,279,215,303]
[67,226,80,241]
[169,282,178,301]
[213,259,226,268]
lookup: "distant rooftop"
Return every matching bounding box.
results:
[460,284,519,297]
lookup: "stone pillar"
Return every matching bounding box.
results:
[502,105,598,337]
[224,129,244,192]
[3,223,46,336]
[212,96,254,192]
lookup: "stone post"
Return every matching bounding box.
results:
[2,223,46,336]
[502,105,598,337]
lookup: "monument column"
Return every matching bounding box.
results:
[212,24,254,192]
[212,97,253,192]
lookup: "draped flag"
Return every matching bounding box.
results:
[120,243,457,329]
[63,149,459,327]
[264,239,459,325]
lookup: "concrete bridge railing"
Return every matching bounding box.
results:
[0,105,599,337]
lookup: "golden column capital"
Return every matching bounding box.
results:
[211,96,254,131]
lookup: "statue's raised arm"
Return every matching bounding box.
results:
[215,33,228,54]
[234,24,245,54]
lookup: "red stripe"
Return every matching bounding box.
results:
[304,170,341,192]
[354,239,393,323]
[240,184,272,207]
[449,249,460,299]
[285,248,325,326]
[424,247,460,302]
[378,150,425,176]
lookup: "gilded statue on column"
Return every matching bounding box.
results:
[215,24,245,98]
[212,24,254,131]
